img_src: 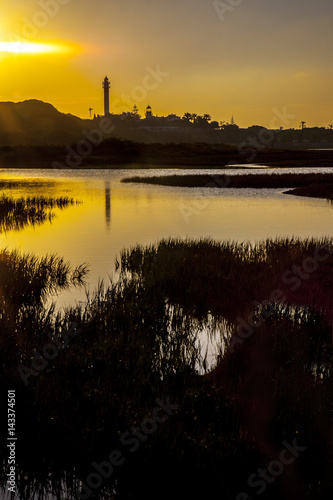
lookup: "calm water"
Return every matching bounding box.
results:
[0,166,332,310]
[1,166,333,499]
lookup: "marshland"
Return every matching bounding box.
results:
[122,172,333,200]
[0,167,333,499]
[1,236,333,499]
[2,0,333,497]
[0,195,77,233]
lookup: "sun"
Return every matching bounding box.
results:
[0,41,68,54]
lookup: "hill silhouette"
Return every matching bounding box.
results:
[1,100,333,150]
[0,100,90,146]
[0,100,332,169]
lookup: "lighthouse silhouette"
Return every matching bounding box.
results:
[103,76,110,115]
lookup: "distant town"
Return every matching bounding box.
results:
[98,76,333,148]
[0,76,332,149]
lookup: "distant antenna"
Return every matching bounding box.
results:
[89,108,93,119]
[231,115,235,125]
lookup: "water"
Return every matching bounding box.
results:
[1,166,333,499]
[0,166,332,310]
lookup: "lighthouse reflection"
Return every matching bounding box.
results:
[105,181,111,229]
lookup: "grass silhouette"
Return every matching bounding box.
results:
[0,195,77,232]
[1,237,333,498]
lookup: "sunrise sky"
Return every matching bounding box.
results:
[1,0,332,128]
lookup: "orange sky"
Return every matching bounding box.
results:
[1,0,333,128]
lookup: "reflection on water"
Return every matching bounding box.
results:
[1,168,333,499]
[0,195,76,234]
[0,167,333,310]
[105,181,111,229]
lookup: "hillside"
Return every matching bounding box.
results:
[1,100,333,150]
[0,100,91,146]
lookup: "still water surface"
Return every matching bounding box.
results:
[1,166,333,499]
[0,166,332,309]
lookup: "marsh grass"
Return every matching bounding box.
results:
[119,236,333,323]
[122,172,333,189]
[1,237,333,499]
[0,195,77,232]
[0,180,56,189]
[0,249,87,306]
[285,183,333,200]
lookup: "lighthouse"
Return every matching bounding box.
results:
[102,76,110,115]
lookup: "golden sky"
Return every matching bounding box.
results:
[1,0,332,128]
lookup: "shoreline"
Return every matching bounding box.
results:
[284,184,333,200]
[121,172,333,201]
[121,172,333,187]
[0,141,332,169]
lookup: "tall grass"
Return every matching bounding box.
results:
[1,237,333,499]
[0,249,87,307]
[0,195,77,232]
[119,236,333,323]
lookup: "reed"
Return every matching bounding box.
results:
[1,237,333,499]
[122,172,333,189]
[0,195,77,232]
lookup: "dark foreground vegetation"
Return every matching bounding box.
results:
[1,237,333,499]
[0,138,332,168]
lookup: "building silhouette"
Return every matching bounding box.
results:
[102,76,110,116]
[145,105,153,119]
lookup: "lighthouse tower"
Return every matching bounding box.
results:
[145,105,152,119]
[102,76,110,115]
